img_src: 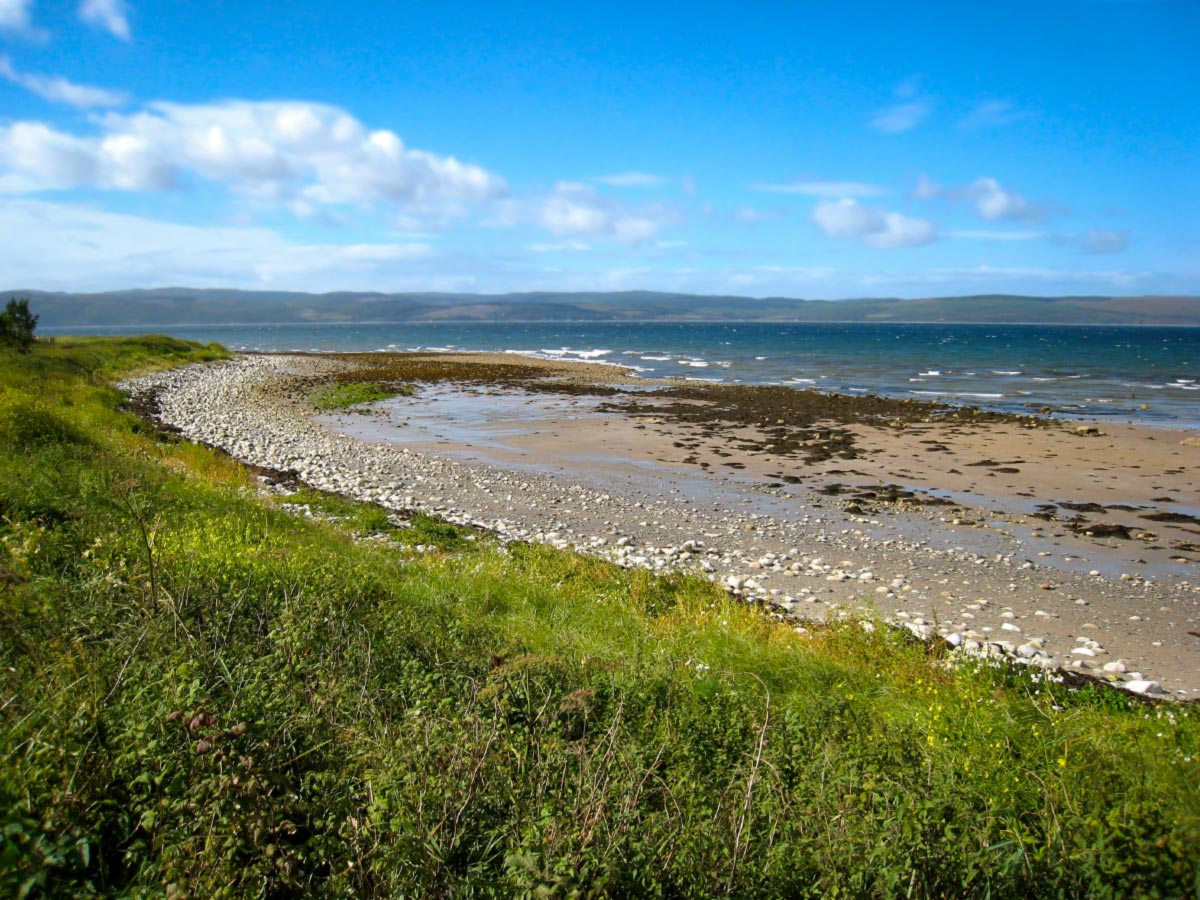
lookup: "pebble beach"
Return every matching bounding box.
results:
[122,352,1200,699]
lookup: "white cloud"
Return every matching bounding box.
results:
[0,123,100,192]
[79,0,130,40]
[913,174,1044,222]
[870,77,934,133]
[529,239,590,253]
[0,0,33,31]
[958,100,1033,129]
[812,198,881,239]
[513,181,675,242]
[870,101,932,134]
[0,56,128,108]
[0,198,443,291]
[812,198,938,248]
[593,172,667,188]
[969,176,1038,221]
[0,100,507,225]
[749,180,885,198]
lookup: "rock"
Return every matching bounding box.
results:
[1124,680,1165,695]
[1075,425,1103,436]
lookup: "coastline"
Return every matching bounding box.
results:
[122,351,1200,698]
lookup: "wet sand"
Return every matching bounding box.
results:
[303,351,1200,698]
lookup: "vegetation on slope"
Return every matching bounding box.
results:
[1,337,1198,898]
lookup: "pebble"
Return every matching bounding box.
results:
[119,354,1198,701]
[1124,680,1165,696]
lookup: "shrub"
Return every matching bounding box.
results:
[0,298,38,354]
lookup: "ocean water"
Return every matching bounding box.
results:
[48,321,1200,427]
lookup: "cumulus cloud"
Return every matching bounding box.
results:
[749,180,885,198]
[0,100,507,224]
[969,176,1039,220]
[0,123,101,192]
[913,174,1044,221]
[0,56,128,108]
[79,0,130,40]
[500,181,675,242]
[592,172,667,188]
[812,198,938,248]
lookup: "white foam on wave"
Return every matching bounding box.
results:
[640,355,673,362]
[534,347,613,360]
[992,370,1022,376]
[910,390,1004,400]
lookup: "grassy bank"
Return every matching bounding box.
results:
[1,337,1197,899]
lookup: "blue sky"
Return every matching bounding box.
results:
[0,0,1196,297]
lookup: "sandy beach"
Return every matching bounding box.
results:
[126,352,1200,698]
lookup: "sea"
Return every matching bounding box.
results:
[47,321,1200,428]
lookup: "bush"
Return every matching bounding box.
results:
[0,298,38,354]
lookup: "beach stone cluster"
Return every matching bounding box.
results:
[122,354,1194,699]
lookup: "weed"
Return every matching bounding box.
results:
[307,381,412,411]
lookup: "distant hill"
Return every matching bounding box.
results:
[11,288,1200,327]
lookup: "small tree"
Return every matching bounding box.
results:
[0,298,38,353]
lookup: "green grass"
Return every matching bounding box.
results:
[1,336,1198,899]
[307,380,412,411]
